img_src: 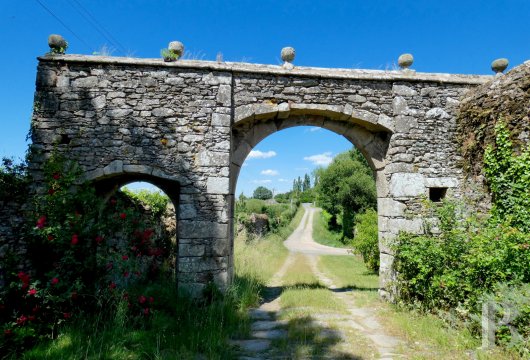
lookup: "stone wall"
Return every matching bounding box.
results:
[458,61,530,176]
[27,54,493,297]
[0,199,28,288]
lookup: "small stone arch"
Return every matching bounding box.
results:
[83,161,182,205]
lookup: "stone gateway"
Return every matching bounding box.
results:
[30,53,492,298]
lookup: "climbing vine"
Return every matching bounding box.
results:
[484,122,530,232]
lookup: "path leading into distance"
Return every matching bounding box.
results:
[232,204,404,359]
[283,203,352,256]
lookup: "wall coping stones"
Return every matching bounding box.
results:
[39,54,492,85]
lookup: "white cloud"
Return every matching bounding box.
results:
[261,169,279,176]
[278,178,289,182]
[304,152,333,166]
[247,150,277,159]
[307,127,322,132]
[251,179,272,184]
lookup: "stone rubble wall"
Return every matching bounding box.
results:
[32,61,234,295]
[26,55,494,296]
[458,61,530,176]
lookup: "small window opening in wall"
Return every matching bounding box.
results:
[59,134,71,145]
[429,187,447,202]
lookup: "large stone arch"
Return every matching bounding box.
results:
[229,103,394,295]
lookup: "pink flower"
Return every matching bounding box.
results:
[4,329,12,336]
[16,315,28,325]
[143,308,149,315]
[52,172,61,180]
[17,272,30,284]
[123,271,129,278]
[51,277,59,286]
[122,255,128,261]
[95,236,104,245]
[28,288,37,296]
[47,235,54,241]
[71,234,79,245]
[63,312,71,319]
[119,212,127,220]
[109,282,116,290]
[138,295,147,304]
[149,296,154,304]
[36,216,46,229]
[48,188,55,195]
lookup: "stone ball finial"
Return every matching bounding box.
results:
[491,58,509,74]
[48,34,68,54]
[398,53,414,69]
[281,47,296,63]
[168,41,185,58]
[281,47,295,69]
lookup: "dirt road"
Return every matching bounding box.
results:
[232,204,404,359]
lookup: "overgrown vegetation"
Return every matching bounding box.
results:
[394,122,530,354]
[235,198,299,236]
[0,152,305,358]
[351,209,379,273]
[0,157,29,202]
[121,187,170,218]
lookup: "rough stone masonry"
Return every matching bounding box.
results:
[29,53,492,298]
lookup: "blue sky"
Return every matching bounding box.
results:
[1,1,529,195]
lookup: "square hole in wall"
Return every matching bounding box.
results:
[429,187,447,202]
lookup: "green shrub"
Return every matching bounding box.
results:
[351,209,379,273]
[0,154,172,356]
[394,122,530,354]
[121,187,170,218]
[0,157,29,201]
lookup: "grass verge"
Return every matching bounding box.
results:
[311,208,348,248]
[318,255,522,359]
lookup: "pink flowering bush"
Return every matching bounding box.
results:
[0,154,172,353]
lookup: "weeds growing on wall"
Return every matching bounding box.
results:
[394,122,530,354]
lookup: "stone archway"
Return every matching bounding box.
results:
[229,103,394,296]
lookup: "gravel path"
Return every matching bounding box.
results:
[284,204,352,256]
[232,204,404,359]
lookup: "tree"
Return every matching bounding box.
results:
[303,174,311,191]
[315,148,376,238]
[253,186,273,200]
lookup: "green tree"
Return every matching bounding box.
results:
[303,174,311,191]
[315,148,376,238]
[253,186,273,200]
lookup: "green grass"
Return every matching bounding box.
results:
[311,208,349,248]
[20,279,248,359]
[317,255,523,359]
[235,204,305,287]
[16,206,307,359]
[279,254,345,313]
[318,255,379,307]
